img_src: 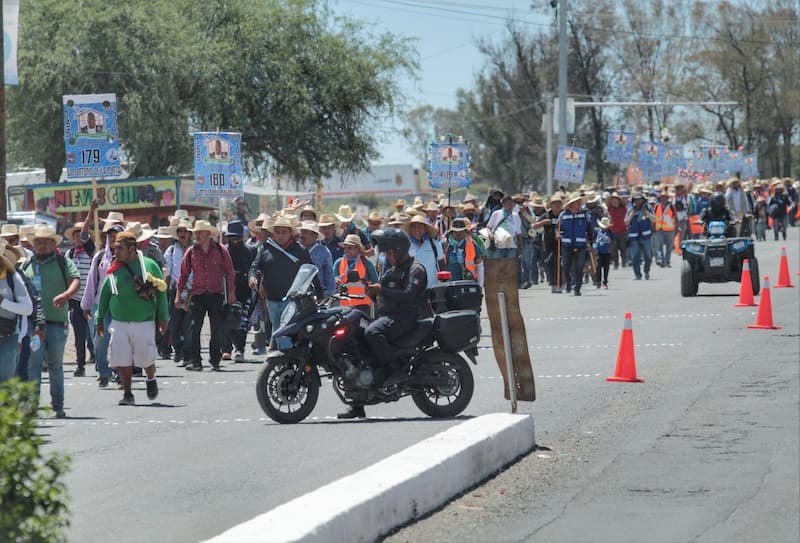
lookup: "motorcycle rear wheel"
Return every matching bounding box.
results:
[256,357,319,424]
[412,352,474,419]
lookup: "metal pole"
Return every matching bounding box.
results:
[557,0,568,146]
[0,0,7,220]
[498,290,518,413]
[546,103,553,196]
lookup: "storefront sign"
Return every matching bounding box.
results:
[32,178,177,214]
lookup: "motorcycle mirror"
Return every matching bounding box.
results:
[346,270,360,283]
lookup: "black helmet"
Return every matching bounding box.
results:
[370,227,410,260]
[709,191,726,213]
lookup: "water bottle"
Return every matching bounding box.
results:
[30,334,41,353]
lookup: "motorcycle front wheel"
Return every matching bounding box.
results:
[256,357,319,424]
[412,352,474,419]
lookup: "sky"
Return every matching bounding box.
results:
[332,0,551,167]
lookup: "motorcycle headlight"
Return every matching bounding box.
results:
[280,301,297,327]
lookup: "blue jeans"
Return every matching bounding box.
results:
[773,217,787,240]
[561,246,587,292]
[629,238,653,278]
[90,304,112,379]
[0,333,20,383]
[28,322,69,410]
[519,239,535,284]
[653,230,675,266]
[488,247,517,259]
[266,299,291,351]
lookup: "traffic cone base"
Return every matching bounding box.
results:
[607,312,643,383]
[747,275,781,330]
[735,258,756,307]
[775,246,795,288]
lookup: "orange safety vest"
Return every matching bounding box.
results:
[338,256,373,307]
[689,214,704,235]
[444,237,477,278]
[654,203,676,232]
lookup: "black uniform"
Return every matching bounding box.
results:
[698,207,734,237]
[365,258,428,366]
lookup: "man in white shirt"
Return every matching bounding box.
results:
[486,195,522,259]
[725,178,751,236]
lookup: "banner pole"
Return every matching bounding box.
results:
[498,290,518,413]
[91,178,100,246]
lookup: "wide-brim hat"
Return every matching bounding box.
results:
[335,205,355,222]
[462,193,479,204]
[269,216,297,234]
[564,192,584,207]
[584,191,601,205]
[462,202,477,213]
[394,199,406,208]
[247,213,271,233]
[549,193,564,204]
[31,226,63,245]
[298,205,318,220]
[512,193,526,202]
[224,219,245,237]
[317,213,338,227]
[387,213,411,227]
[189,219,220,237]
[531,197,545,209]
[100,211,125,224]
[168,209,195,224]
[64,222,87,239]
[338,233,366,250]
[598,217,613,230]
[404,206,425,218]
[0,224,19,238]
[404,215,438,238]
[299,220,321,238]
[154,226,177,239]
[630,189,646,200]
[423,201,440,212]
[17,225,36,243]
[447,217,470,233]
[367,212,384,224]
[124,222,156,243]
[3,243,25,265]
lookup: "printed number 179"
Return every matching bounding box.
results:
[82,149,101,164]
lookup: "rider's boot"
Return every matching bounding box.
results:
[337,404,366,419]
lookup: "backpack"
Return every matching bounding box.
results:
[22,253,70,289]
[2,270,41,338]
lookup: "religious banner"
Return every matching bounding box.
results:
[606,130,636,165]
[3,0,19,85]
[553,145,587,183]
[700,144,727,179]
[661,145,686,180]
[427,139,471,189]
[637,141,664,182]
[63,94,123,179]
[193,132,244,198]
[743,154,758,179]
[723,149,745,175]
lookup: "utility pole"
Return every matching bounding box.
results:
[0,0,7,220]
[557,0,568,146]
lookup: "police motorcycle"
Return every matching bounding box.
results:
[255,264,482,424]
[680,218,759,297]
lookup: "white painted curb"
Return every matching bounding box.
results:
[204,413,535,543]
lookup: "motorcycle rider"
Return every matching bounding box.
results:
[698,191,735,237]
[336,228,428,419]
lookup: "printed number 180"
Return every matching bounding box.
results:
[210,173,226,186]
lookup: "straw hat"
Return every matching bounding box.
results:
[31,226,63,245]
[367,212,384,224]
[549,193,564,204]
[299,205,318,220]
[338,233,366,251]
[124,222,156,243]
[387,213,411,227]
[405,214,438,238]
[584,191,601,205]
[17,225,36,243]
[269,215,297,234]
[512,193,526,202]
[405,206,426,218]
[462,193,479,204]
[423,201,440,213]
[531,197,545,209]
[412,196,424,208]
[64,222,90,239]
[0,224,19,238]
[299,221,321,238]
[247,213,271,233]
[188,219,220,237]
[100,211,125,224]
[317,213,338,227]
[154,226,177,240]
[462,202,477,213]
[630,189,645,200]
[446,217,470,233]
[564,192,584,207]
[394,198,406,209]
[598,217,613,230]
[168,209,195,224]
[3,243,24,265]
[335,205,355,222]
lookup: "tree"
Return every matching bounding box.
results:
[7,0,415,182]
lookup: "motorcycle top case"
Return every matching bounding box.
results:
[428,280,483,314]
[435,309,481,353]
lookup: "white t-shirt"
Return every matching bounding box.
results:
[487,209,522,248]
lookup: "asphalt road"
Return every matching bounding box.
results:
[40,231,799,543]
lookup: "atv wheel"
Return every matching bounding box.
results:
[681,260,698,297]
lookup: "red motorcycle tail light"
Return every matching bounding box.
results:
[334,327,347,338]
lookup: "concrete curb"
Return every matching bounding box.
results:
[203,413,535,543]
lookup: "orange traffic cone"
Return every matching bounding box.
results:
[735,259,756,307]
[607,313,643,383]
[747,276,782,330]
[775,246,795,288]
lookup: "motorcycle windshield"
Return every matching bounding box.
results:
[285,264,318,297]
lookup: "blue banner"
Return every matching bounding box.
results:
[606,130,636,165]
[637,141,664,182]
[63,94,123,180]
[723,149,745,175]
[427,140,471,189]
[743,154,758,179]
[700,145,728,179]
[660,145,686,179]
[553,145,587,184]
[193,132,243,198]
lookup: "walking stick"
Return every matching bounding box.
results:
[555,238,562,293]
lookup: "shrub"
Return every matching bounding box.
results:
[0,379,70,543]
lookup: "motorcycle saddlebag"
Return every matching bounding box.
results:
[435,310,481,353]
[428,281,483,314]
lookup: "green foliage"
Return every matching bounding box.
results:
[0,379,70,543]
[8,0,416,182]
